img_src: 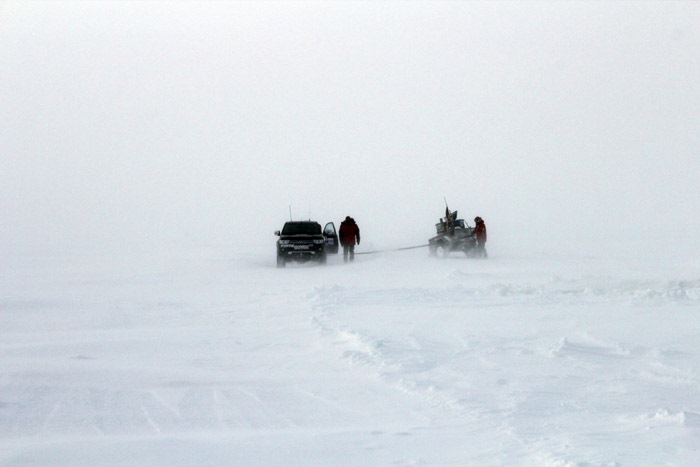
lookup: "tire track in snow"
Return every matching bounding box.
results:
[310,286,505,421]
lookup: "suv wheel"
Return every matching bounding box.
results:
[276,255,286,268]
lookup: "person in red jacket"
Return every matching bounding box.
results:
[339,216,361,262]
[473,216,487,258]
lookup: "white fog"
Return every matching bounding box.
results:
[2,1,699,465]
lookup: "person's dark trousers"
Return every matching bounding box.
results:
[476,243,488,259]
[343,245,355,262]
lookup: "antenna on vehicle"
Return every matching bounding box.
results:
[443,197,454,235]
[289,205,293,221]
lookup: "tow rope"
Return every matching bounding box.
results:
[355,244,429,255]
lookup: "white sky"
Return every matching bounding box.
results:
[2,1,699,253]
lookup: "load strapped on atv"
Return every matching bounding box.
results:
[428,207,478,258]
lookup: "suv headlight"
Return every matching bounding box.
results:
[313,239,324,244]
[279,240,290,245]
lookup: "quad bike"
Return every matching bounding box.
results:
[428,208,478,258]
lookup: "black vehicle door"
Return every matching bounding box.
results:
[323,222,339,254]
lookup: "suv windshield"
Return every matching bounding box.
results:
[281,222,322,235]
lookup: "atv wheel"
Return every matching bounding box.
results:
[435,243,449,258]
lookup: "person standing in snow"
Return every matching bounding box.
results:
[473,216,487,258]
[339,216,361,262]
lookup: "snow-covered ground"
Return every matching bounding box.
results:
[3,1,699,465]
[2,239,699,466]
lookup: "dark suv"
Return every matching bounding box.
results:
[275,221,339,267]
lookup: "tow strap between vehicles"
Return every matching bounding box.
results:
[355,244,429,255]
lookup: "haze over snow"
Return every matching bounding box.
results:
[1,1,700,466]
